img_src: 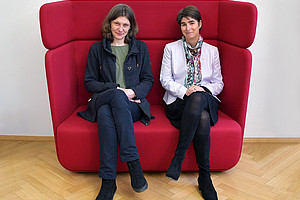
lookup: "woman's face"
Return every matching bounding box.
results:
[110,16,131,43]
[180,17,202,43]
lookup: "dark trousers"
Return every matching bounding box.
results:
[166,92,218,174]
[95,89,142,179]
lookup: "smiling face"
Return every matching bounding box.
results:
[180,17,202,46]
[110,16,131,44]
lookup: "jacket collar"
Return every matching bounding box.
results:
[103,37,139,56]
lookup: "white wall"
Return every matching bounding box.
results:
[237,0,300,137]
[0,0,57,136]
[0,0,299,137]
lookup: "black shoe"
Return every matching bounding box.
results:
[95,179,117,200]
[198,174,218,200]
[166,156,183,181]
[127,159,148,193]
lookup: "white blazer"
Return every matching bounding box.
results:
[160,39,224,105]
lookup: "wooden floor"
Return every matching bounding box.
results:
[0,139,299,200]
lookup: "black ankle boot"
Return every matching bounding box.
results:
[198,173,218,200]
[95,179,116,200]
[166,155,183,181]
[127,159,148,193]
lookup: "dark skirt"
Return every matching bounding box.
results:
[165,92,219,129]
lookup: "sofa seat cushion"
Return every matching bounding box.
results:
[56,105,242,172]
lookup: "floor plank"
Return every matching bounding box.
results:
[0,140,299,199]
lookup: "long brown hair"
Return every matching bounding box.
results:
[101,4,139,43]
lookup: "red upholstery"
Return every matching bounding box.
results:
[40,1,257,172]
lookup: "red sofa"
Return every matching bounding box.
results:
[40,0,257,172]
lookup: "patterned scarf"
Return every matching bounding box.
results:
[182,34,203,88]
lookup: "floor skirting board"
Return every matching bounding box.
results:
[243,137,300,143]
[0,135,54,141]
[0,135,299,143]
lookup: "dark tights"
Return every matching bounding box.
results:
[175,92,211,173]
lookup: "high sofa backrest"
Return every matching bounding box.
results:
[40,1,257,135]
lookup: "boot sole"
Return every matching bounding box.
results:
[132,182,148,193]
[166,172,180,181]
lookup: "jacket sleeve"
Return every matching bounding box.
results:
[84,44,118,94]
[129,42,154,99]
[201,48,224,96]
[160,44,187,100]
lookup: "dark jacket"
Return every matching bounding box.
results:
[78,37,154,125]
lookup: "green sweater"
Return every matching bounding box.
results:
[111,45,129,88]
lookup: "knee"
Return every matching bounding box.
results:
[109,89,129,104]
[188,92,206,105]
[110,89,127,99]
[184,93,207,116]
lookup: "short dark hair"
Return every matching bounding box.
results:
[102,4,139,43]
[176,6,202,30]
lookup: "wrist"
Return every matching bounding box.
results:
[130,89,136,99]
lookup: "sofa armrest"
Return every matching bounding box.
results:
[218,42,252,134]
[45,43,79,136]
[218,1,258,48]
